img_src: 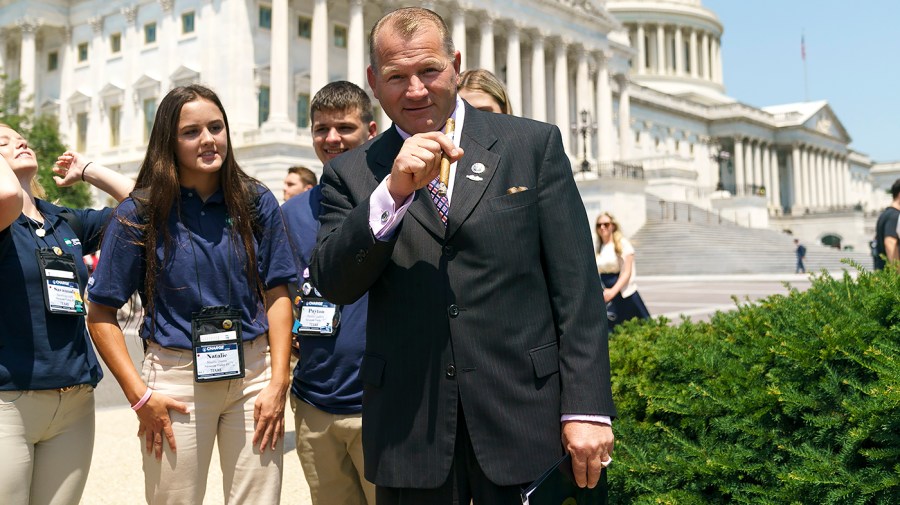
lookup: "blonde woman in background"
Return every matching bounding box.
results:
[595,212,650,332]
[458,69,513,114]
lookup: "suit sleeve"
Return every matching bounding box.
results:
[536,126,617,417]
[311,158,397,305]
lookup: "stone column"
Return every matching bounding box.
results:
[753,140,763,191]
[733,137,745,192]
[689,29,698,78]
[0,29,6,75]
[575,47,590,161]
[674,26,684,75]
[744,138,753,192]
[158,0,177,89]
[227,0,256,132]
[801,147,813,209]
[596,51,613,162]
[530,32,546,122]
[636,23,645,75]
[17,19,39,112]
[506,23,522,115]
[761,142,772,203]
[452,8,467,71]
[769,146,781,210]
[617,76,631,160]
[479,16,495,73]
[791,144,803,211]
[831,153,841,207]
[701,32,710,80]
[265,0,292,126]
[57,26,73,144]
[815,149,825,208]
[119,7,138,147]
[348,0,365,87]
[86,16,104,153]
[710,38,719,83]
[843,156,852,207]
[554,40,571,155]
[310,0,329,98]
[656,24,665,74]
[199,0,216,82]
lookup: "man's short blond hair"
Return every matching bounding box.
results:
[368,7,455,70]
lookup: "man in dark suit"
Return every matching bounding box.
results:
[312,7,615,504]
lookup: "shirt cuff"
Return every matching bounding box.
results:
[561,415,612,426]
[369,175,414,241]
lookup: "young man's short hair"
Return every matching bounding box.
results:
[310,81,374,124]
[288,165,317,187]
[891,178,900,200]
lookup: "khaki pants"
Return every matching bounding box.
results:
[292,396,375,505]
[0,385,95,505]
[141,337,283,505]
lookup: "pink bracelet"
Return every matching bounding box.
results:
[131,388,152,411]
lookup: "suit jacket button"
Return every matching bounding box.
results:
[355,249,367,263]
[442,245,455,258]
[445,363,456,378]
[448,304,460,318]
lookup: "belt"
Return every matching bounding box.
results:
[57,385,79,393]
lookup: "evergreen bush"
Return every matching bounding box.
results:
[608,264,900,504]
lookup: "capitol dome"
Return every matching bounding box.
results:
[607,0,733,104]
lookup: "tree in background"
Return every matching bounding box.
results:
[0,74,91,208]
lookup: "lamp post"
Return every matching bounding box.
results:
[708,140,731,191]
[571,109,597,174]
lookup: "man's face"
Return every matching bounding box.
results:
[367,25,460,135]
[283,172,312,201]
[311,107,377,164]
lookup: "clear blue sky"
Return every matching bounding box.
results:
[704,0,900,162]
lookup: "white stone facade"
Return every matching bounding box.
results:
[0,0,887,250]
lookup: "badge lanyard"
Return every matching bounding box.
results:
[25,210,86,316]
[185,212,245,382]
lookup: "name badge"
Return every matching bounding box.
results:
[293,281,341,337]
[191,306,245,382]
[35,248,85,316]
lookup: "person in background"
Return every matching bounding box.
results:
[282,80,378,505]
[312,8,615,504]
[284,165,318,201]
[595,212,651,333]
[874,178,900,270]
[794,239,807,274]
[0,124,133,505]
[86,84,296,504]
[458,69,513,114]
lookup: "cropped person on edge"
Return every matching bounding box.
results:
[457,69,512,114]
[312,8,615,504]
[86,84,296,504]
[0,124,133,505]
[595,212,650,333]
[284,165,318,201]
[874,178,900,270]
[282,80,377,505]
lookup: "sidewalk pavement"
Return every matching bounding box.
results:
[83,405,312,505]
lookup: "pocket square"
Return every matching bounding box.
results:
[506,186,528,194]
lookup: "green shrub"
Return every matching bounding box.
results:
[608,265,900,504]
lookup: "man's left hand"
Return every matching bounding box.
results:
[562,420,614,488]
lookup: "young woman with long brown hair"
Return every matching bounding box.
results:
[86,85,296,504]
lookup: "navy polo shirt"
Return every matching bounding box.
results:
[283,185,367,414]
[0,200,109,390]
[88,185,297,349]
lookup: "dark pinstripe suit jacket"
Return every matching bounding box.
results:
[312,104,616,488]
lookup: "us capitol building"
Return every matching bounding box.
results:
[1,0,894,251]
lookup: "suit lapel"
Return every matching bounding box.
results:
[369,126,446,239]
[447,113,499,240]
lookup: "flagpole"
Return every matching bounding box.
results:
[802,31,808,102]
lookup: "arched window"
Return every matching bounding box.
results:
[821,234,842,249]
